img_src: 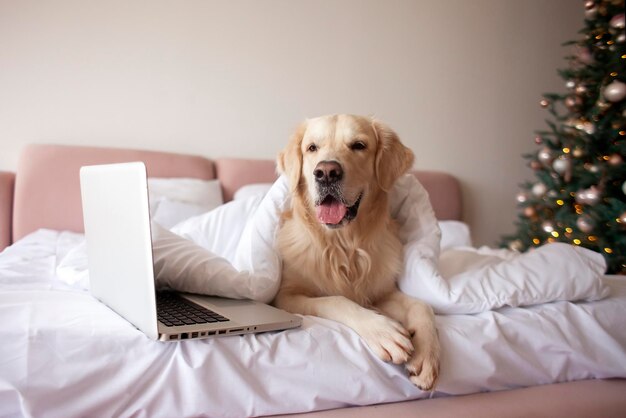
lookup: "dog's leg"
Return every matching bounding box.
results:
[274,292,414,364]
[376,291,440,391]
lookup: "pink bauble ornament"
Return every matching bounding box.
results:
[575,85,588,95]
[576,216,595,233]
[608,154,623,166]
[537,147,553,165]
[516,192,528,204]
[552,155,572,183]
[523,206,536,217]
[575,186,601,205]
[532,182,548,197]
[553,156,572,174]
[609,13,625,30]
[575,120,596,135]
[508,240,523,252]
[604,80,626,102]
[585,163,600,173]
[585,5,598,19]
[565,95,583,110]
[540,99,550,108]
[534,136,543,145]
[542,221,555,233]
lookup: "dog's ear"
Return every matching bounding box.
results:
[372,119,415,191]
[277,121,307,192]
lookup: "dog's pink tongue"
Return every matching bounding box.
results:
[316,200,347,224]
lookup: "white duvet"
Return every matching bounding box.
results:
[0,230,625,417]
[0,172,625,417]
[151,175,608,314]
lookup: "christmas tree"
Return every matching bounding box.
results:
[502,0,625,274]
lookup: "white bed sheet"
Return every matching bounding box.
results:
[0,230,625,418]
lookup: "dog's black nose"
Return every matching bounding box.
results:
[314,161,343,184]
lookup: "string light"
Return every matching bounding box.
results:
[573,239,582,245]
[588,236,598,241]
[563,147,571,153]
[604,248,613,254]
[557,199,565,206]
[532,238,541,245]
[565,227,573,233]
[551,231,560,238]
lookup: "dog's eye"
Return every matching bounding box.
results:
[307,143,318,152]
[350,141,367,151]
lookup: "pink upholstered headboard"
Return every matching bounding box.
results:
[12,144,216,242]
[0,172,15,250]
[6,143,462,247]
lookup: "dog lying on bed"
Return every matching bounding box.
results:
[273,114,440,390]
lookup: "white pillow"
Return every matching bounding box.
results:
[147,178,223,229]
[438,220,472,250]
[152,199,210,229]
[233,183,273,201]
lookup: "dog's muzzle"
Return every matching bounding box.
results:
[312,160,362,228]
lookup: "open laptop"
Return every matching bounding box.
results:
[79,161,301,342]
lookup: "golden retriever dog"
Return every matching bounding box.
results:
[273,114,440,390]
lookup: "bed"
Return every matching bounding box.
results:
[0,144,624,418]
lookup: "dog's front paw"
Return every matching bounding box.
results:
[405,335,440,391]
[354,314,414,364]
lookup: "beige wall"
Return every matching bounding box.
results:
[0,0,581,246]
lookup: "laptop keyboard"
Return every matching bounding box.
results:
[156,292,230,327]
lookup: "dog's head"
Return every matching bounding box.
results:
[278,114,414,229]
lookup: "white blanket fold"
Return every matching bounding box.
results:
[151,174,608,314]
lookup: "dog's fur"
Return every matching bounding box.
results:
[273,114,440,390]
